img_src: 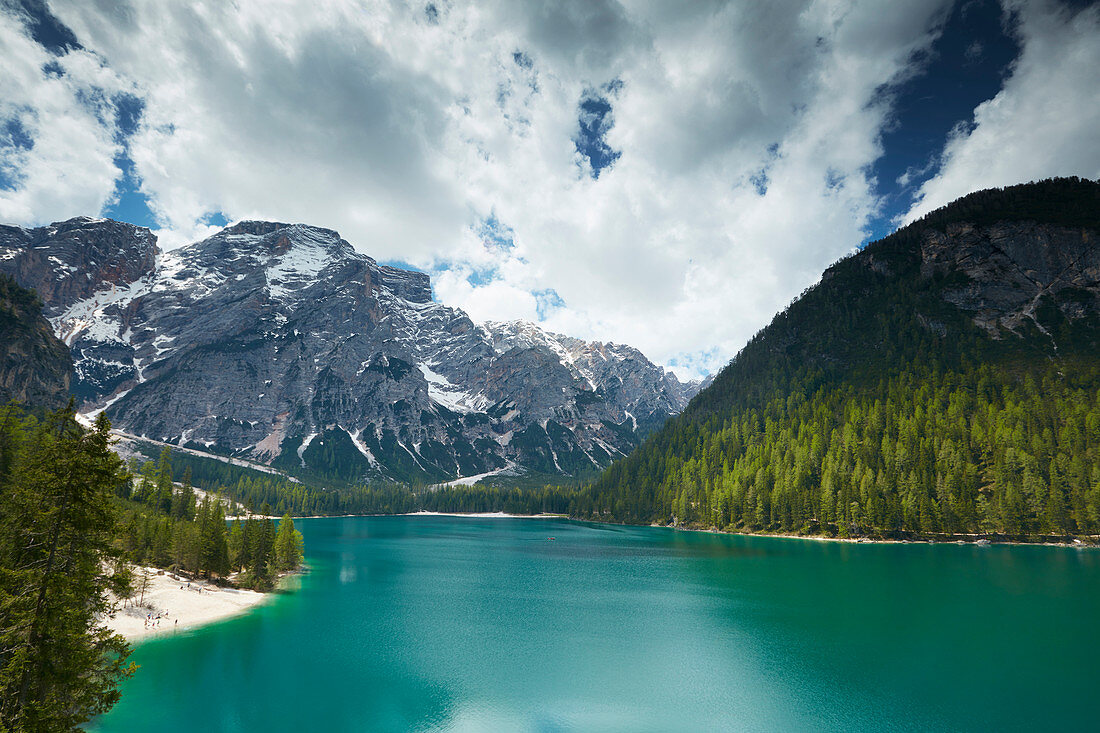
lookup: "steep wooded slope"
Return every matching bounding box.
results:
[581,178,1100,539]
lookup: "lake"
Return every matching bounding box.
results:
[92,516,1100,732]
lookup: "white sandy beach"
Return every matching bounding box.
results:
[101,568,270,641]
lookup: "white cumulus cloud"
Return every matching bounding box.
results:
[5,0,1095,379]
[905,0,1100,221]
[0,7,133,223]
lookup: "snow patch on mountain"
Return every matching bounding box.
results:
[418,363,490,414]
[266,227,334,300]
[0,216,707,482]
[51,276,154,346]
[347,428,379,468]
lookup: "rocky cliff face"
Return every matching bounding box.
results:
[0,274,71,408]
[0,217,157,313]
[919,221,1099,343]
[0,217,158,400]
[0,218,700,482]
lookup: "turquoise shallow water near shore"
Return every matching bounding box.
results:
[92,516,1100,732]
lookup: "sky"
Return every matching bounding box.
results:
[1,0,1098,380]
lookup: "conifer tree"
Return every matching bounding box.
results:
[255,505,276,576]
[172,466,195,520]
[154,447,174,514]
[274,513,304,571]
[195,498,230,578]
[0,407,134,731]
[227,519,244,570]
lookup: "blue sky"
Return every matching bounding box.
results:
[1,0,1098,379]
[868,0,1021,239]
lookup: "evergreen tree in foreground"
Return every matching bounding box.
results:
[0,405,134,732]
[197,498,230,579]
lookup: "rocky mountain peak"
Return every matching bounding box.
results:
[0,217,156,315]
[0,215,704,483]
[183,221,352,266]
[219,220,296,238]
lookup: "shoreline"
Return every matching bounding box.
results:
[641,522,1100,548]
[294,511,1097,547]
[284,511,569,520]
[398,510,568,519]
[100,568,293,642]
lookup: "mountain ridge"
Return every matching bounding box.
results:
[0,216,702,484]
[582,177,1100,540]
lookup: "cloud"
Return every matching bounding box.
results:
[905,0,1100,221]
[15,0,1087,380]
[426,0,955,377]
[0,6,132,223]
[49,1,467,258]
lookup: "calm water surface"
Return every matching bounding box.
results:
[92,517,1100,732]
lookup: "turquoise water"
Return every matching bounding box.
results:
[93,517,1100,732]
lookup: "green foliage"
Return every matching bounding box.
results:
[580,361,1100,539]
[197,499,230,578]
[898,176,1099,232]
[118,461,233,580]
[235,507,277,591]
[273,514,303,572]
[581,178,1100,541]
[117,452,308,592]
[0,405,133,732]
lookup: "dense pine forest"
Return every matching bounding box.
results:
[578,362,1100,538]
[577,178,1100,541]
[0,404,306,731]
[118,447,303,590]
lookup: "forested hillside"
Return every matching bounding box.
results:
[578,178,1100,540]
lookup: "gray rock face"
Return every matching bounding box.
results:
[919,221,1100,340]
[0,217,157,314]
[0,217,158,400]
[0,274,72,409]
[0,217,702,482]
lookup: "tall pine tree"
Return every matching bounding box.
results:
[0,406,134,732]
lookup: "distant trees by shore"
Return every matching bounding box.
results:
[118,448,305,590]
[580,362,1100,539]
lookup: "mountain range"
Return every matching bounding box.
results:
[0,218,702,484]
